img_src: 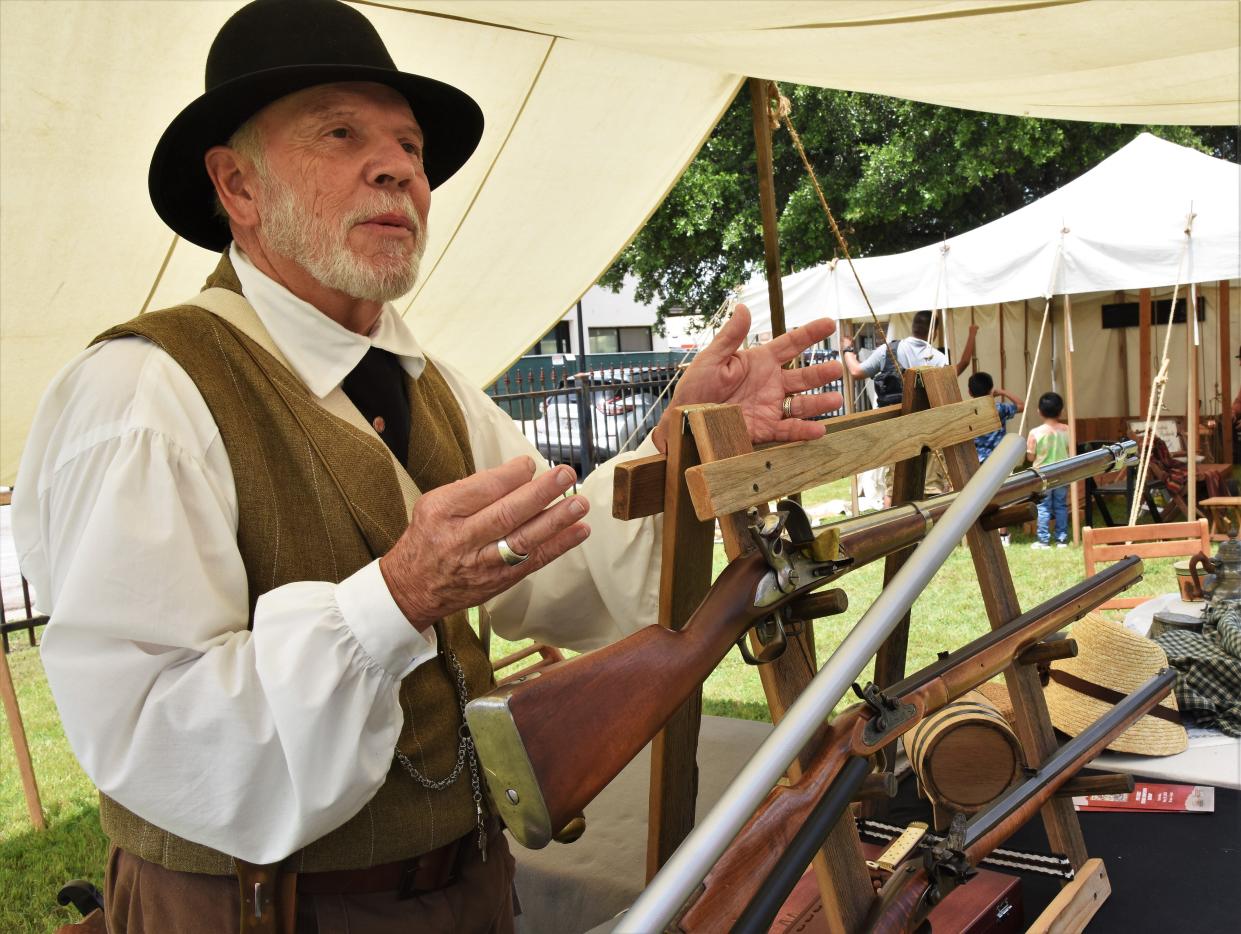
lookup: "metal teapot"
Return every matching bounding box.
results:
[1190,518,1241,605]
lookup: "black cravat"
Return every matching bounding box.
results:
[340,347,411,465]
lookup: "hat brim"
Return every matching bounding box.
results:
[149,64,483,251]
[1044,614,1188,756]
[1044,679,1187,756]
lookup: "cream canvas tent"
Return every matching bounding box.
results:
[2,1,1238,484]
[739,132,1241,435]
[738,133,1241,423]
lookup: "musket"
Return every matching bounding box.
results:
[465,439,1133,850]
[683,555,1142,932]
[861,668,1177,934]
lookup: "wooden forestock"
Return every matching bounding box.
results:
[678,557,1143,931]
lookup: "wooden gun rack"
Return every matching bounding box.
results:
[613,366,1109,932]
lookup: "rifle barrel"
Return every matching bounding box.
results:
[836,440,1134,566]
[730,756,872,933]
[965,668,1177,855]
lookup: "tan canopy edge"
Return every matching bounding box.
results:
[1,1,1238,484]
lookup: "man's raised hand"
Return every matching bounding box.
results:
[379,457,589,630]
[653,304,844,449]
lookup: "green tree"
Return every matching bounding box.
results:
[600,85,1236,326]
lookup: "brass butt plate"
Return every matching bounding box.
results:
[464,689,554,849]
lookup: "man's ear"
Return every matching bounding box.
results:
[205,146,260,229]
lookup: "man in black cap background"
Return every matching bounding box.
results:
[13,1,843,931]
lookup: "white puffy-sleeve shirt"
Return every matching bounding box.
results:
[11,245,662,864]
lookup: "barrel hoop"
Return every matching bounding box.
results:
[907,702,1011,767]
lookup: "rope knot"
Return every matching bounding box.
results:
[766,84,791,130]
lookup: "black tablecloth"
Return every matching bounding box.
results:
[885,772,1241,932]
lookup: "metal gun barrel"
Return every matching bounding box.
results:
[965,667,1177,853]
[835,439,1135,566]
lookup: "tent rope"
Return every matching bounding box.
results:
[139,234,179,315]
[1016,232,1067,436]
[1127,210,1196,526]
[768,82,958,485]
[767,83,902,378]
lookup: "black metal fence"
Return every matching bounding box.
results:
[1,559,45,655]
[485,364,684,476]
[484,350,845,478]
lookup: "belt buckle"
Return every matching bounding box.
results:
[397,862,422,901]
[396,845,461,900]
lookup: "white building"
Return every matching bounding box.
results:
[527,277,713,359]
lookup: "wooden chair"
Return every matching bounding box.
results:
[1079,440,1173,527]
[1082,518,1211,610]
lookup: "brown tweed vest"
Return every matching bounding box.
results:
[90,256,493,874]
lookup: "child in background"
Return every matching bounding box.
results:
[1028,392,1071,548]
[969,372,1024,545]
[969,372,1023,463]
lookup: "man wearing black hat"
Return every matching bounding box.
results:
[13,2,842,932]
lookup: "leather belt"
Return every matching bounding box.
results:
[1048,669,1183,724]
[298,837,464,899]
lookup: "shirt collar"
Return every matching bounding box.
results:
[228,243,426,399]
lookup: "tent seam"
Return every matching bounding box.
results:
[399,35,558,314]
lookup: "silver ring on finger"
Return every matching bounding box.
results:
[496,537,530,567]
[782,394,795,419]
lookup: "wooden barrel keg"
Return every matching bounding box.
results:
[906,690,1025,829]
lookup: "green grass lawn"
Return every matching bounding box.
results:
[0,485,1180,932]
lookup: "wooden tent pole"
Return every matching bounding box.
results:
[998,303,1007,387]
[1220,282,1233,465]
[749,78,786,340]
[841,319,861,515]
[746,75,871,928]
[1023,299,1031,390]
[969,307,978,373]
[1116,292,1131,419]
[1064,295,1081,544]
[1188,290,1199,520]
[1139,288,1153,418]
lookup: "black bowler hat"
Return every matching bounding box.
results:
[149,0,484,251]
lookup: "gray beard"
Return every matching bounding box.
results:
[259,178,427,303]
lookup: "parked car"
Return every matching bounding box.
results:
[521,367,677,468]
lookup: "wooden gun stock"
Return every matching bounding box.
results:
[679,556,1143,931]
[466,549,788,848]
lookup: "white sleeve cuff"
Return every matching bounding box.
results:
[336,560,438,679]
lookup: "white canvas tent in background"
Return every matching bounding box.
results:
[1,1,1239,484]
[738,133,1241,421]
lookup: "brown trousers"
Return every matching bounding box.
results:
[103,833,517,934]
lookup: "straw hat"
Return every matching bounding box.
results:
[976,679,1015,722]
[1043,613,1187,756]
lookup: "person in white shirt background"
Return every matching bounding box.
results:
[838,310,978,505]
[13,1,844,931]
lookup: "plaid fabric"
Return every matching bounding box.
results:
[974,401,1018,462]
[1154,601,1241,736]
